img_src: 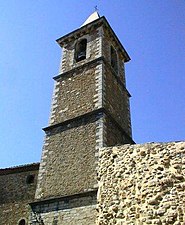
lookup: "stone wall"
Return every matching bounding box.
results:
[0,164,39,225]
[97,142,185,225]
[49,63,100,126]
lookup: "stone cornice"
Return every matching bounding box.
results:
[43,108,103,132]
[53,56,131,97]
[53,56,104,80]
[43,108,135,144]
[30,190,97,209]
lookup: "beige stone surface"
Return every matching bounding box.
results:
[97,142,185,225]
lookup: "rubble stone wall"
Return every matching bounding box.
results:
[97,142,185,225]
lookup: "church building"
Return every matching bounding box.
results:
[0,12,185,225]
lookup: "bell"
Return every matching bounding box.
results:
[77,51,86,61]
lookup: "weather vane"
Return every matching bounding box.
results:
[94,5,98,12]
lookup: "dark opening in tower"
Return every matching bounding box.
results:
[110,46,118,74]
[75,39,87,62]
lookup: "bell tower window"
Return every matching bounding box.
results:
[75,39,87,62]
[110,46,118,74]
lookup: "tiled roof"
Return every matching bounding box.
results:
[0,163,40,175]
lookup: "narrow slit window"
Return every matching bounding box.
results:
[110,46,118,74]
[75,39,87,62]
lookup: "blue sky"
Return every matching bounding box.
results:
[0,1,185,168]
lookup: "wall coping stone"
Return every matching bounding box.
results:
[30,190,97,212]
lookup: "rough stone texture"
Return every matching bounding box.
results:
[49,63,99,126]
[0,164,39,225]
[97,142,185,225]
[35,118,98,200]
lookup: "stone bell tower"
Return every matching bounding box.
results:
[31,12,134,224]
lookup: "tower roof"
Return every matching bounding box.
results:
[81,11,100,27]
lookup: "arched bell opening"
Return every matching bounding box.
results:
[75,39,87,62]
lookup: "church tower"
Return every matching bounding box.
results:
[30,12,134,224]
